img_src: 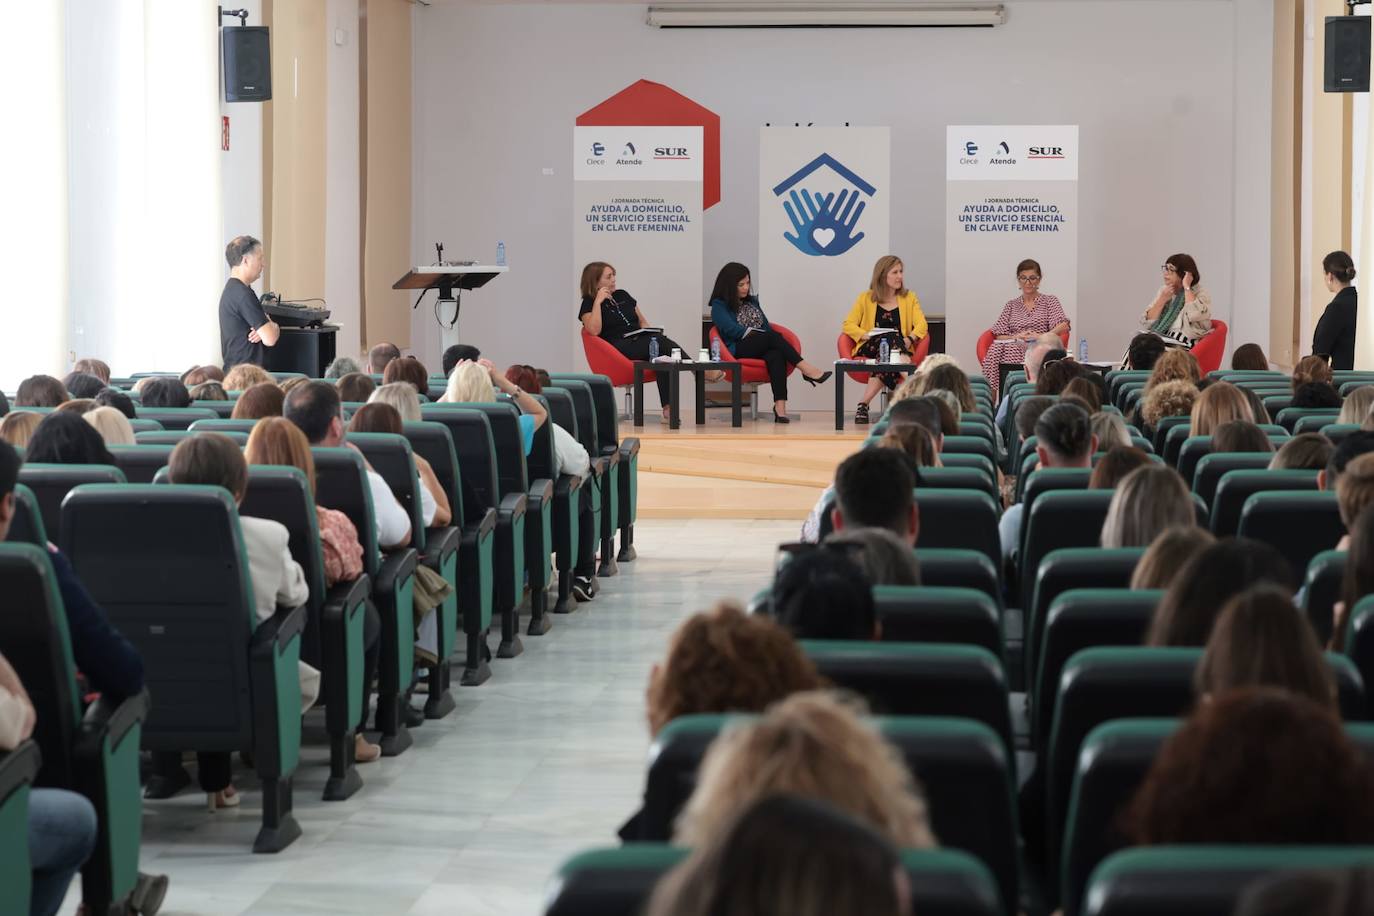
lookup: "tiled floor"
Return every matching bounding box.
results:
[98,520,797,916]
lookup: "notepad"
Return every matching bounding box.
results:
[623,327,664,338]
[864,328,900,339]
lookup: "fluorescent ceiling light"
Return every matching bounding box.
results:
[647,3,1006,28]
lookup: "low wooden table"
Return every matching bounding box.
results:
[633,361,743,429]
[833,359,921,431]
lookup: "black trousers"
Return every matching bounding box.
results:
[152,751,232,793]
[733,329,804,402]
[361,601,380,731]
[611,334,686,406]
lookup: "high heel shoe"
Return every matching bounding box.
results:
[772,407,790,424]
[803,371,833,387]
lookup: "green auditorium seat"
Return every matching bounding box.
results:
[1020,491,1115,612]
[537,388,596,611]
[17,463,126,541]
[544,379,619,577]
[918,466,997,502]
[0,740,40,916]
[3,484,45,546]
[912,489,1001,576]
[1081,846,1374,916]
[940,452,998,481]
[130,406,217,430]
[107,445,174,484]
[1209,468,1318,535]
[1016,467,1092,548]
[1191,452,1275,508]
[188,399,236,418]
[60,487,303,852]
[1277,406,1341,432]
[917,549,1002,608]
[1325,422,1363,446]
[633,714,1018,909]
[802,640,1013,755]
[1345,594,1374,717]
[544,845,1002,916]
[1026,549,1145,693]
[1150,416,1191,456]
[940,435,996,464]
[134,429,248,446]
[1305,549,1347,646]
[188,418,260,434]
[1236,490,1343,574]
[876,585,1003,656]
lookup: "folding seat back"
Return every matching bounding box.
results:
[555,373,642,558]
[1032,589,1161,750]
[1191,452,1274,508]
[1325,422,1362,446]
[4,484,46,546]
[1333,370,1374,386]
[1016,466,1092,544]
[941,434,995,463]
[1293,413,1340,435]
[0,739,40,916]
[131,406,218,430]
[1209,468,1318,535]
[1151,415,1191,455]
[802,640,1013,754]
[544,845,1002,916]
[547,373,619,454]
[107,444,174,484]
[189,418,260,434]
[1174,437,1211,485]
[17,463,126,540]
[135,429,249,446]
[419,408,504,522]
[1020,490,1115,611]
[1262,394,1293,417]
[876,585,1002,656]
[547,380,602,459]
[912,489,1001,574]
[1106,371,1149,404]
[58,486,303,852]
[916,548,1002,607]
[1027,549,1145,682]
[1236,490,1343,574]
[1277,406,1340,432]
[542,382,616,567]
[125,418,162,433]
[1081,846,1374,916]
[636,714,1017,910]
[1346,595,1374,716]
[1305,549,1347,646]
[0,543,149,909]
[939,452,997,480]
[917,466,996,501]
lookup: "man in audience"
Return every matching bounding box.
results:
[324,356,363,379]
[1319,430,1374,492]
[995,332,1062,425]
[999,402,1097,565]
[772,545,878,640]
[1013,395,1056,447]
[219,235,280,370]
[283,382,411,549]
[885,397,944,452]
[1126,332,1167,371]
[829,448,918,546]
[442,344,481,378]
[367,342,402,375]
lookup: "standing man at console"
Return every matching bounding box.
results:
[219,235,280,369]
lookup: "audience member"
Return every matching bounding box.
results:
[1293,381,1343,409]
[55,398,97,417]
[138,377,191,409]
[1230,342,1269,371]
[1090,411,1132,450]
[771,545,878,640]
[1339,385,1374,426]
[93,388,135,419]
[824,526,921,586]
[0,411,42,448]
[1270,432,1334,471]
[381,356,429,395]
[347,402,451,527]
[336,372,376,403]
[877,423,940,474]
[675,691,935,849]
[1034,358,1079,396]
[1122,688,1374,845]
[24,412,115,465]
[1144,348,1201,391]
[62,372,105,400]
[1145,537,1294,646]
[830,448,917,545]
[885,396,951,442]
[222,363,274,392]
[1061,376,1102,412]
[1240,385,1272,424]
[72,358,111,384]
[1234,867,1374,916]
[1336,454,1374,550]
[1013,395,1056,446]
[1292,353,1335,391]
[368,381,422,422]
[1130,525,1216,590]
[442,344,481,377]
[992,332,1063,426]
[1194,585,1334,708]
[1125,332,1167,371]
[1088,446,1151,490]
[646,794,909,916]
[367,342,402,375]
[918,363,977,413]
[1335,503,1374,651]
[1320,430,1374,491]
[1000,403,1095,563]
[439,360,547,454]
[83,406,136,447]
[1138,379,1198,436]
[230,382,285,420]
[280,376,310,397]
[15,375,68,408]
[324,356,362,379]
[496,368,589,476]
[181,365,223,387]
[284,382,411,549]
[1101,464,1195,548]
[189,382,228,401]
[1213,419,1272,453]
[1190,381,1253,437]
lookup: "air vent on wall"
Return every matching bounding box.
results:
[646,2,1006,29]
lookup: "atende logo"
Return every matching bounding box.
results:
[771,153,877,257]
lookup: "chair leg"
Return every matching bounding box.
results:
[374,690,413,757]
[253,776,302,854]
[423,661,456,719]
[461,627,492,685]
[617,523,636,562]
[498,594,525,658]
[598,533,618,577]
[322,727,362,801]
[527,583,552,634]
[554,567,576,613]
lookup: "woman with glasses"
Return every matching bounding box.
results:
[1142,253,1213,348]
[979,258,1069,394]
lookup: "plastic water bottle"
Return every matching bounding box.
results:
[879,337,891,364]
[710,337,721,361]
[648,336,660,361]
[1078,337,1088,362]
[496,241,506,267]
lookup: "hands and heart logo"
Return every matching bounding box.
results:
[772,153,878,257]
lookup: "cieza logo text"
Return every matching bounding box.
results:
[771,153,877,257]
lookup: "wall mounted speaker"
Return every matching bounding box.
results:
[1325,16,1370,93]
[224,26,272,103]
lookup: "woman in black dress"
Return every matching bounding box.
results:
[1313,250,1358,371]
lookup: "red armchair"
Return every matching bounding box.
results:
[837,333,930,384]
[581,331,654,389]
[1189,319,1228,375]
[707,323,803,386]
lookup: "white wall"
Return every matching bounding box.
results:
[221,1,265,302]
[326,0,363,362]
[411,0,1275,404]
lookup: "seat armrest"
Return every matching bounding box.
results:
[600,445,621,467]
[591,456,609,477]
[0,740,41,796]
[619,437,641,460]
[254,603,309,649]
[375,549,419,596]
[528,477,555,504]
[324,574,372,615]
[80,689,151,750]
[498,491,528,522]
[556,473,583,496]
[421,525,462,564]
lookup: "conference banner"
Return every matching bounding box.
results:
[945,126,1079,366]
[759,127,891,410]
[573,125,703,374]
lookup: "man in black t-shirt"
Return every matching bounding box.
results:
[219,235,280,369]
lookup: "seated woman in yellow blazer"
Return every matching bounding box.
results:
[841,255,928,424]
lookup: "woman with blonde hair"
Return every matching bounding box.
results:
[0,411,42,448]
[1190,381,1253,437]
[439,359,547,454]
[1145,348,1200,390]
[222,363,274,392]
[842,255,928,425]
[82,406,135,447]
[368,381,422,422]
[1090,411,1133,450]
[1138,379,1198,435]
[674,690,936,849]
[1130,526,1216,590]
[1340,385,1374,426]
[1101,464,1196,548]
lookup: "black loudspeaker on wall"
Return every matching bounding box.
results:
[223,26,272,103]
[1325,16,1370,93]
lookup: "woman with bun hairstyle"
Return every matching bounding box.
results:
[1313,250,1358,370]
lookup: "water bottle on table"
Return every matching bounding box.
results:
[649,337,660,361]
[1078,337,1088,362]
[879,337,890,364]
[496,241,506,267]
[710,337,721,361]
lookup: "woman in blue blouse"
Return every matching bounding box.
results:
[709,262,831,423]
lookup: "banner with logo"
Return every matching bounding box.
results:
[758,128,890,410]
[573,125,703,374]
[945,126,1079,368]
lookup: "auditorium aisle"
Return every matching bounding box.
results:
[69,520,796,916]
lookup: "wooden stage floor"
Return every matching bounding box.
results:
[621,410,866,520]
